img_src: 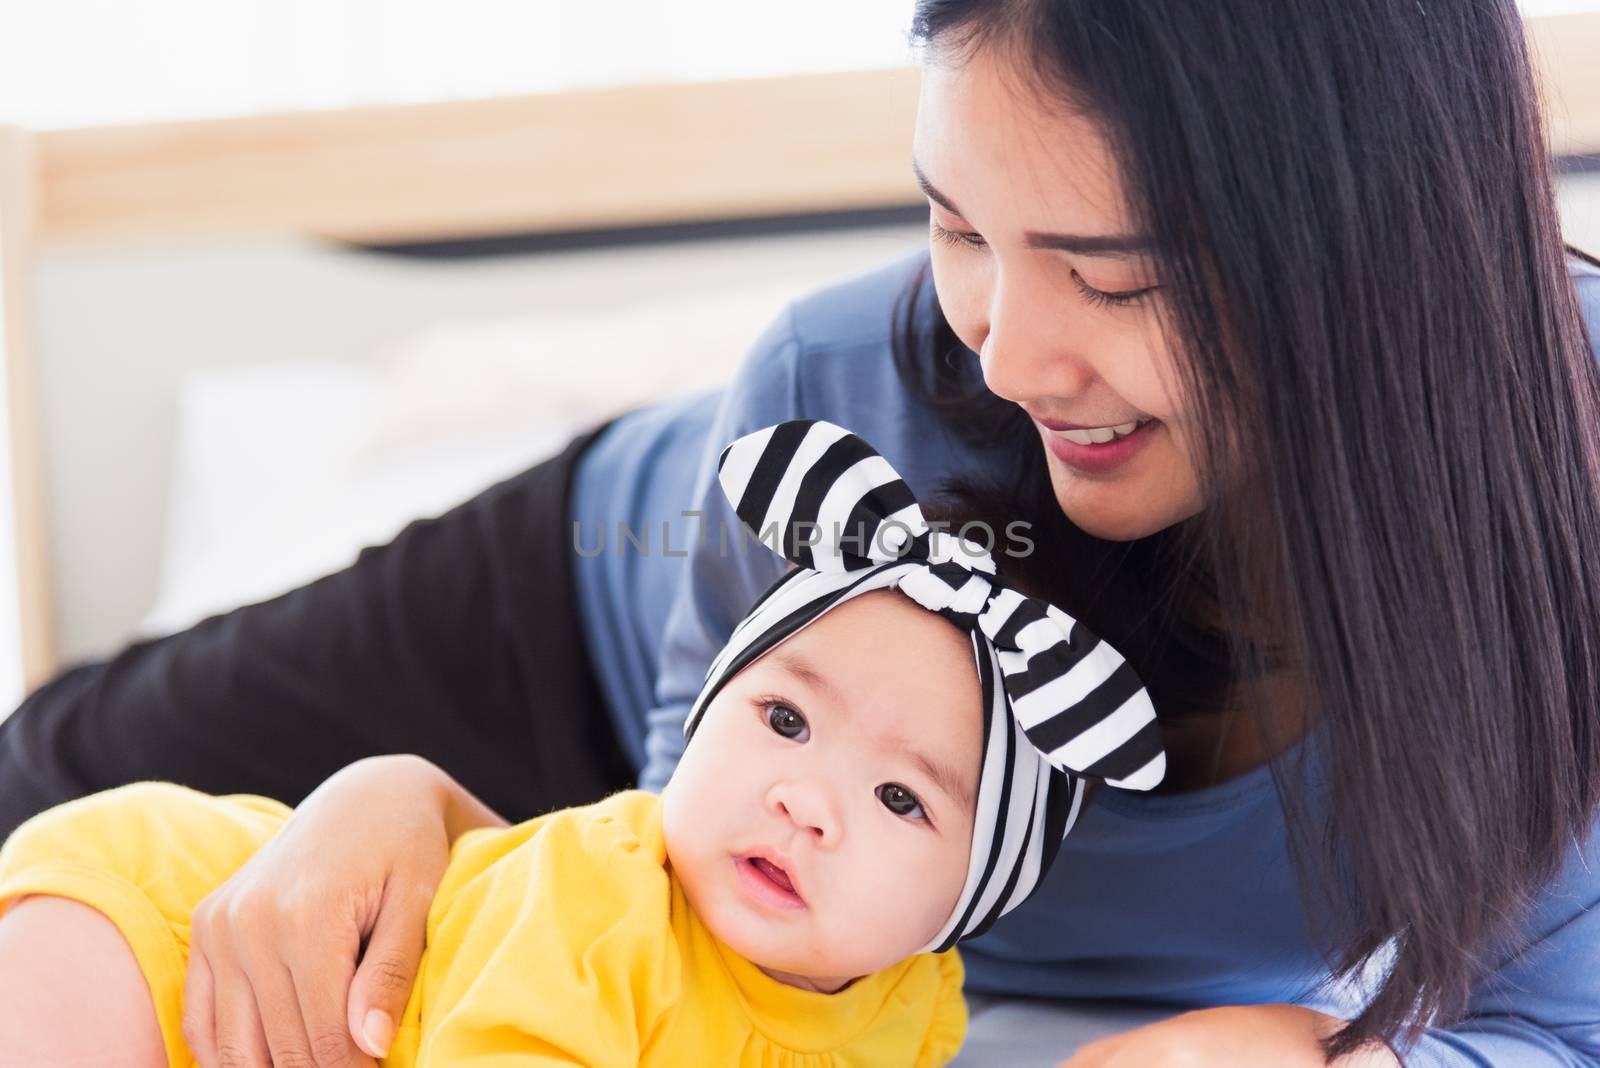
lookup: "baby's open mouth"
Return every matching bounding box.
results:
[737,854,806,908]
[751,857,794,894]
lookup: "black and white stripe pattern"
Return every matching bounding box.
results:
[684,420,1166,952]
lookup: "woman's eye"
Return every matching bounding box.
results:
[930,220,987,251]
[1071,272,1159,309]
[765,702,809,741]
[877,783,928,821]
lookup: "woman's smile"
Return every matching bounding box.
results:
[1036,416,1160,476]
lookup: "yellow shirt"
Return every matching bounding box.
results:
[0,785,966,1067]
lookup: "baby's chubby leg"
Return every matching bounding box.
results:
[0,894,167,1067]
[0,782,293,1067]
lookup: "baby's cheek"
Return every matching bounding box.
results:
[661,792,720,898]
[820,900,917,977]
[908,836,969,937]
[863,839,962,955]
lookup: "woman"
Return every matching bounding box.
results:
[3,1,1599,1065]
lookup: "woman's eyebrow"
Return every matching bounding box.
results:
[1022,232,1155,260]
[911,157,1155,260]
[913,157,963,215]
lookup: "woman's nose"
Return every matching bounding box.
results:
[979,272,1096,406]
[768,781,840,848]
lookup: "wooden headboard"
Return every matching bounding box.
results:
[1,10,1597,693]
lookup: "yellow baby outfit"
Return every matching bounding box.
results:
[0,784,966,1067]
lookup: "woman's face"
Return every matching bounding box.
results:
[913,45,1206,541]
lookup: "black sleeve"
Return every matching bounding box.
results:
[0,430,633,840]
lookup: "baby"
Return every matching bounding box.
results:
[0,420,1166,1067]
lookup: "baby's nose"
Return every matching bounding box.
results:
[771,784,839,846]
[777,799,823,837]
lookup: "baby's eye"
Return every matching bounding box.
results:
[765,702,809,742]
[876,783,928,821]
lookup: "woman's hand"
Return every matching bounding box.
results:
[1059,1004,1402,1068]
[180,754,507,1068]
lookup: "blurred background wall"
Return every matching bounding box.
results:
[0,0,915,129]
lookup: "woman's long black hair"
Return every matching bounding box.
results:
[899,0,1600,1060]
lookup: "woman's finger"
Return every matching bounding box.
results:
[181,947,219,1068]
[290,918,376,1067]
[252,960,325,1068]
[345,876,431,1059]
[210,960,274,1068]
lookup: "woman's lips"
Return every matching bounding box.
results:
[735,855,806,910]
[1038,418,1158,475]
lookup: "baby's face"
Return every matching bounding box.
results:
[662,589,981,990]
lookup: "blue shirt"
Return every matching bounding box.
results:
[570,249,1600,1066]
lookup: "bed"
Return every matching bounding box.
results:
[2,15,1599,1062]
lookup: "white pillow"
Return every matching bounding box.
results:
[136,279,809,637]
[137,364,578,637]
[369,280,802,449]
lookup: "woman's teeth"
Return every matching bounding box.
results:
[1057,420,1146,446]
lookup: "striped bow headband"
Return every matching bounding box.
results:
[684,419,1166,952]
